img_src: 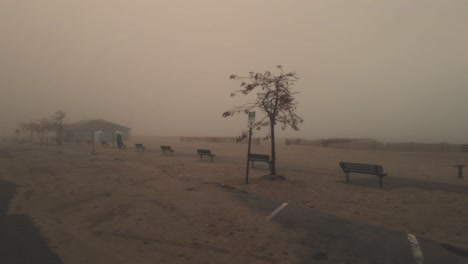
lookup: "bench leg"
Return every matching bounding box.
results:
[210,156,213,162]
[200,155,203,160]
[251,161,255,168]
[346,173,349,184]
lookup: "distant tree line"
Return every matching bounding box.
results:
[320,138,374,147]
[15,110,67,145]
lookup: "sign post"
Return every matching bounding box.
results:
[245,112,255,184]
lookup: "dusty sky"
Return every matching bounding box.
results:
[1,0,468,143]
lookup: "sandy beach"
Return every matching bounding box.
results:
[1,136,467,263]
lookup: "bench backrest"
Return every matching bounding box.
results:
[248,154,270,160]
[161,146,172,150]
[135,143,144,147]
[197,149,211,155]
[340,162,384,174]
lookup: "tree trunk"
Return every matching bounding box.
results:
[269,116,276,175]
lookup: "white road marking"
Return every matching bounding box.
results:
[266,202,288,221]
[408,234,424,264]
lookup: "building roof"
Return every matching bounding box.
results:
[68,119,130,130]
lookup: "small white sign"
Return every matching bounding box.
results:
[247,111,256,128]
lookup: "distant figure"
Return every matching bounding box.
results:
[116,134,125,149]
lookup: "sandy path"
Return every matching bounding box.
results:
[0,143,304,264]
[1,138,468,263]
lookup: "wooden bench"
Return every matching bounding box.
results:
[339,162,387,189]
[117,142,126,149]
[101,141,109,147]
[135,143,146,152]
[86,140,93,145]
[197,149,215,162]
[248,153,271,169]
[161,146,174,156]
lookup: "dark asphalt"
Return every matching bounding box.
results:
[230,187,468,264]
[0,179,62,264]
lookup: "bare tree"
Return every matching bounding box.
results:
[19,122,38,142]
[223,65,303,176]
[32,121,45,145]
[52,110,66,145]
[35,118,53,145]
[39,118,53,144]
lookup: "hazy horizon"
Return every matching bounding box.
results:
[2,1,468,143]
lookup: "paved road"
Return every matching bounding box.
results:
[229,186,468,264]
[0,179,63,264]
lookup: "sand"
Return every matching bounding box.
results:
[0,136,467,263]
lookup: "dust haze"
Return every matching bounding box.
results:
[1,0,467,143]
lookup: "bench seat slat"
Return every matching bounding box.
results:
[161,146,174,155]
[135,143,146,152]
[339,162,387,188]
[248,154,270,160]
[197,149,215,162]
[248,153,271,169]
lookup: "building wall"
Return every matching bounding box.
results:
[64,120,130,142]
[68,130,129,141]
